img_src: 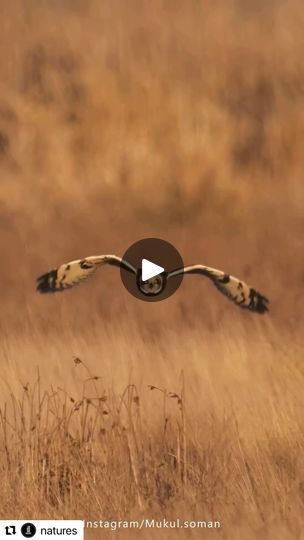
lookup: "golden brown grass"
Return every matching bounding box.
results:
[0,322,303,539]
[0,0,304,538]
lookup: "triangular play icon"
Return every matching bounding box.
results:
[141,259,165,282]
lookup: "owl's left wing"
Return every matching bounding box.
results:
[168,265,269,313]
[36,255,136,293]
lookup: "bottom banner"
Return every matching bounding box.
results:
[0,521,84,539]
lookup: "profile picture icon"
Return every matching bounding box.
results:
[20,523,37,537]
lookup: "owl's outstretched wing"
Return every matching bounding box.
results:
[168,265,269,313]
[36,255,136,293]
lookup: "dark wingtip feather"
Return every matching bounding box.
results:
[36,270,58,293]
[250,289,269,314]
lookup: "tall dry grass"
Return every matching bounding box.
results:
[0,322,303,539]
[0,0,304,538]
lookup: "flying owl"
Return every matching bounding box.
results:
[36,254,269,313]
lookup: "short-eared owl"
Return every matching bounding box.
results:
[36,254,269,313]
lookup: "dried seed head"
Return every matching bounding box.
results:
[74,400,83,411]
[168,392,180,400]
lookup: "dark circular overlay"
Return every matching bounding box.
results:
[120,238,184,302]
[21,523,37,537]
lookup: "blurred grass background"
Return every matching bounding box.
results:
[0,0,303,330]
[0,0,303,537]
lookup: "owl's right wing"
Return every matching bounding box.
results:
[168,264,269,313]
[36,255,136,293]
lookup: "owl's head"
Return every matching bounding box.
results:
[136,271,166,296]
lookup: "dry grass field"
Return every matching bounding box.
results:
[0,0,304,538]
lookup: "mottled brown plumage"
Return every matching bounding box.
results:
[37,255,269,313]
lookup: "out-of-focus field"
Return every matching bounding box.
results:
[0,0,303,538]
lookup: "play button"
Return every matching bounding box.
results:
[142,259,164,282]
[120,238,184,302]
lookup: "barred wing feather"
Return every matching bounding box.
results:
[168,265,269,313]
[36,255,136,293]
